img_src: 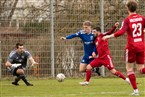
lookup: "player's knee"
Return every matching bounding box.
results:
[110,69,116,74]
[136,65,145,74]
[16,69,24,75]
[79,69,86,72]
[86,65,92,70]
[138,68,145,74]
[126,67,133,72]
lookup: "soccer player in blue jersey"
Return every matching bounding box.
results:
[5,43,38,86]
[61,20,100,78]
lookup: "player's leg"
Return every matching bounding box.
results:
[126,63,139,95]
[79,63,87,72]
[136,51,145,74]
[93,67,101,76]
[12,76,21,86]
[104,55,129,83]
[137,64,145,73]
[79,62,100,76]
[79,64,92,85]
[79,56,89,72]
[105,55,125,80]
[86,58,102,82]
[16,68,33,86]
[7,67,20,86]
[80,58,101,85]
[110,69,130,84]
[79,56,91,85]
[110,69,124,79]
[89,58,101,76]
[125,49,139,95]
[79,62,89,85]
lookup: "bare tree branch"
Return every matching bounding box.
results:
[8,0,18,20]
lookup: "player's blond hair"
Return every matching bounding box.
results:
[83,21,92,26]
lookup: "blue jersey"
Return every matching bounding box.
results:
[66,30,97,59]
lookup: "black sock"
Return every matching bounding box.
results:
[93,67,101,76]
[14,77,21,83]
[19,74,30,85]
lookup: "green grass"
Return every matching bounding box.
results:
[0,77,145,97]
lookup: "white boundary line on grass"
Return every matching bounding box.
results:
[4,91,145,97]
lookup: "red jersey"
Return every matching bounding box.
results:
[95,26,116,59]
[114,14,145,52]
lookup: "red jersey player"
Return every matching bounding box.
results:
[80,22,130,86]
[103,1,145,96]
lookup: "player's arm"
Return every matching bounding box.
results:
[93,43,97,57]
[26,51,38,67]
[5,60,21,68]
[5,61,12,67]
[103,19,128,40]
[29,56,38,67]
[5,52,14,67]
[60,31,80,40]
[5,52,21,68]
[89,44,97,59]
[103,22,119,36]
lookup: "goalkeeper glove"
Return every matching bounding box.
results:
[11,63,21,68]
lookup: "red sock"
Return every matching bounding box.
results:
[114,71,126,80]
[128,71,137,89]
[140,68,145,74]
[86,70,92,82]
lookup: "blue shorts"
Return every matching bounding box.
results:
[80,56,94,64]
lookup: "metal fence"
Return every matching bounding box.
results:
[0,0,145,78]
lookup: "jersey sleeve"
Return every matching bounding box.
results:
[7,51,15,62]
[93,46,97,54]
[65,31,80,39]
[102,26,116,36]
[25,51,32,58]
[114,18,128,37]
[93,43,97,52]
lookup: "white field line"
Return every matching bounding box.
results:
[8,91,145,97]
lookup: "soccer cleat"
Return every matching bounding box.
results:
[26,83,33,86]
[93,67,101,76]
[12,82,19,86]
[125,78,130,85]
[79,81,89,86]
[130,92,140,96]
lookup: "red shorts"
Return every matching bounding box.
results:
[90,55,114,70]
[125,48,144,64]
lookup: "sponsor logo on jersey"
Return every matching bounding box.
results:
[130,18,143,22]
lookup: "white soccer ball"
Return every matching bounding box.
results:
[56,73,65,82]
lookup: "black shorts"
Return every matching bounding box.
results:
[7,66,24,76]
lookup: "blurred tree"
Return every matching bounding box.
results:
[0,0,18,27]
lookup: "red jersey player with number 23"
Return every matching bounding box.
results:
[103,1,145,96]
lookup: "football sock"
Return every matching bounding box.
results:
[93,67,101,76]
[127,71,137,89]
[19,74,30,85]
[114,71,126,80]
[14,77,21,83]
[134,89,139,93]
[140,68,145,74]
[86,70,92,82]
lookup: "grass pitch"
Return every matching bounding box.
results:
[0,77,145,97]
